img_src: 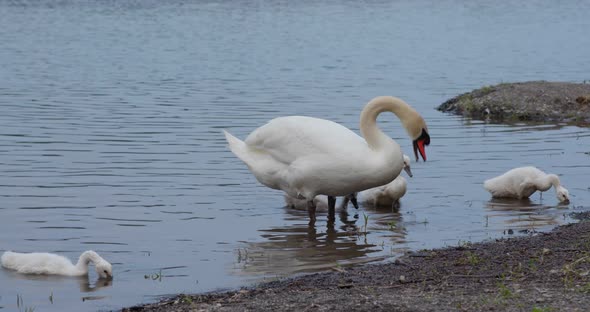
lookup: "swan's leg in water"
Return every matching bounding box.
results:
[307,200,316,224]
[349,193,359,209]
[328,196,336,222]
[340,194,359,210]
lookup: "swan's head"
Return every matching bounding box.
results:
[402,154,412,177]
[397,100,430,162]
[95,260,113,279]
[555,185,570,204]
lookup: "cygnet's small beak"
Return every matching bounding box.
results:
[403,166,413,178]
[561,198,570,205]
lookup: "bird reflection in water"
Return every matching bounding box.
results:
[77,274,113,293]
[2,271,112,303]
[233,200,407,277]
[485,197,569,232]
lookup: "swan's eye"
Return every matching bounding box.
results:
[104,270,108,273]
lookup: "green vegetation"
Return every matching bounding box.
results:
[180,294,193,304]
[496,281,515,300]
[362,213,369,234]
[479,85,494,95]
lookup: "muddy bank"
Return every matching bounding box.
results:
[123,215,590,312]
[437,81,590,125]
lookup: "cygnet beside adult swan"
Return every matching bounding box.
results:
[1,250,113,278]
[483,166,570,203]
[286,154,413,211]
[359,154,412,208]
[224,96,430,221]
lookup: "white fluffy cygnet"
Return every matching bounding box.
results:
[358,154,412,207]
[483,166,570,203]
[358,175,408,207]
[285,155,413,210]
[1,250,113,279]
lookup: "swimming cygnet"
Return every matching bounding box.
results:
[483,166,570,203]
[1,250,113,278]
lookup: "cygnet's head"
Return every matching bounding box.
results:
[402,154,413,177]
[556,185,570,204]
[95,260,113,279]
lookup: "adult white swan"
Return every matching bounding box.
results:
[1,250,113,278]
[483,166,570,203]
[223,96,430,221]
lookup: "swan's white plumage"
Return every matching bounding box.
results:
[224,96,428,209]
[483,166,570,203]
[225,116,386,198]
[1,250,113,278]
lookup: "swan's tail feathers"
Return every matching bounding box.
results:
[223,130,251,163]
[223,130,244,152]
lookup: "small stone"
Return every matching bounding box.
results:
[399,275,406,283]
[394,258,407,266]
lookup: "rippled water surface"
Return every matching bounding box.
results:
[1,1,590,311]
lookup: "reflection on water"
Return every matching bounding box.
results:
[484,197,569,231]
[2,270,113,293]
[79,276,113,293]
[0,270,113,306]
[235,206,399,276]
[1,0,590,311]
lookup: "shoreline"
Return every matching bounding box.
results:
[123,214,590,312]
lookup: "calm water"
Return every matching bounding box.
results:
[1,0,590,311]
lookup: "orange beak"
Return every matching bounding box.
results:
[413,139,427,162]
[413,129,430,162]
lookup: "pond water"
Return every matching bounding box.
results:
[1,0,589,311]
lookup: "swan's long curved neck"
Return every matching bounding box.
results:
[537,174,561,192]
[75,251,101,273]
[359,96,416,149]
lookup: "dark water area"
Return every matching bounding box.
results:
[0,1,589,311]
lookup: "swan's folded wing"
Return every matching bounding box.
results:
[245,116,366,165]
